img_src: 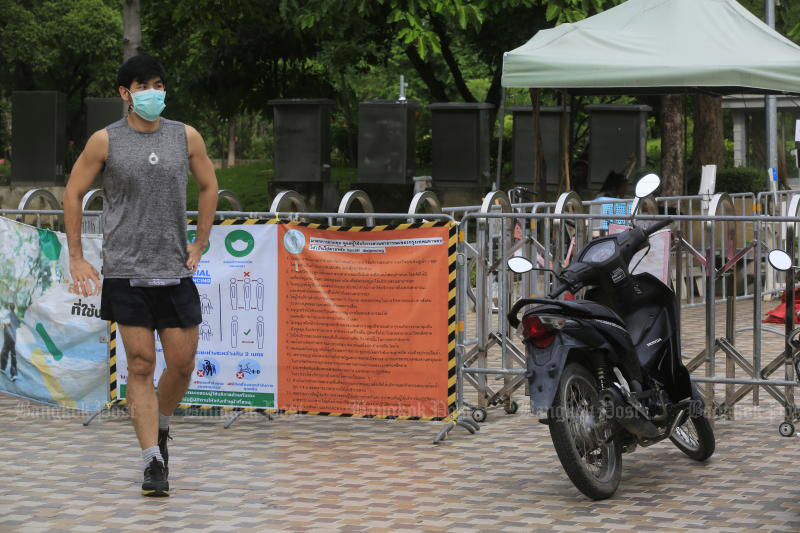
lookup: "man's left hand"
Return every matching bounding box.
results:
[186,241,206,272]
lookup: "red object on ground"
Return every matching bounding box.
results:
[763,287,800,323]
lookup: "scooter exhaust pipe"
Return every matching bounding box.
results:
[600,387,661,439]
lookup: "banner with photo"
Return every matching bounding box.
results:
[0,217,108,411]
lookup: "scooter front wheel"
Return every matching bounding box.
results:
[548,362,622,500]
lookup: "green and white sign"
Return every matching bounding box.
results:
[115,223,279,409]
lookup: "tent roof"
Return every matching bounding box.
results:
[501,0,800,95]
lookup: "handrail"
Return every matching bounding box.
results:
[552,191,584,268]
[81,189,105,212]
[16,188,63,228]
[407,191,442,223]
[479,190,511,214]
[553,191,582,216]
[270,190,307,214]
[80,189,105,234]
[217,189,242,211]
[18,188,61,211]
[337,190,375,226]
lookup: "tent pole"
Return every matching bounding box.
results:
[766,0,778,186]
[494,87,507,191]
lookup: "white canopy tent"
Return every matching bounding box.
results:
[495,0,800,191]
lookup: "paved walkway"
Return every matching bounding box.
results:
[2,303,800,532]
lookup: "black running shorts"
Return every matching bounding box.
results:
[100,277,202,330]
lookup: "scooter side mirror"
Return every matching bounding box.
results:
[508,256,534,274]
[789,327,800,349]
[768,249,793,271]
[635,173,661,198]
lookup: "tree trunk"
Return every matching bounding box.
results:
[692,94,725,170]
[405,46,450,102]
[227,119,236,168]
[661,95,684,197]
[122,0,142,61]
[560,91,570,191]
[529,89,546,200]
[430,14,476,103]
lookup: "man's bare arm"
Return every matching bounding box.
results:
[186,125,219,271]
[64,129,107,295]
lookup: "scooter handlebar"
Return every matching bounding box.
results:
[644,218,672,236]
[548,283,570,300]
[507,298,538,329]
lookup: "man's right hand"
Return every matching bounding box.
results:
[69,257,101,297]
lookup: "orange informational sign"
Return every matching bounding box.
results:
[277,222,455,419]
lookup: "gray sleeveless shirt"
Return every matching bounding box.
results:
[101,117,192,278]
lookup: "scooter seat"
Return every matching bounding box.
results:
[525,299,624,325]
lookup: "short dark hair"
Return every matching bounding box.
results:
[116,55,167,89]
[600,170,627,194]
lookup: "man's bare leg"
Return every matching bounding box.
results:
[119,325,158,450]
[157,326,199,416]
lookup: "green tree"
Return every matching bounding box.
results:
[0,0,122,145]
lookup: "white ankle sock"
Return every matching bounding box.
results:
[159,413,170,431]
[142,446,164,468]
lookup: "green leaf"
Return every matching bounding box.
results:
[546,3,560,21]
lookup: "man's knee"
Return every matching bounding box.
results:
[127,353,157,378]
[168,355,195,379]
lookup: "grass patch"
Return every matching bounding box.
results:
[187,161,272,212]
[187,162,423,214]
[187,162,366,213]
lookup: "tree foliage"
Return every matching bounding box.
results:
[1,0,800,170]
[0,0,122,143]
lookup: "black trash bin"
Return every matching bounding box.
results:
[428,102,494,206]
[358,99,418,185]
[585,104,651,193]
[356,99,419,212]
[510,105,569,196]
[268,98,336,211]
[85,97,125,137]
[11,91,67,185]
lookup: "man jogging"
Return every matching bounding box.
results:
[64,55,218,497]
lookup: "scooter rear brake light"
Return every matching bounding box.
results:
[521,315,555,348]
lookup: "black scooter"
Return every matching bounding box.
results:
[507,174,715,500]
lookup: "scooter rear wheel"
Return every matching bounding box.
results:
[548,362,622,500]
[670,413,715,461]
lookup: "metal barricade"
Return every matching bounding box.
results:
[459,199,800,431]
[7,185,800,439]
